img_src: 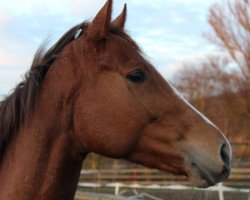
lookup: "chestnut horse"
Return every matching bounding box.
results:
[0,0,231,199]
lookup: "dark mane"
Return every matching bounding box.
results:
[0,21,142,158]
[0,22,88,156]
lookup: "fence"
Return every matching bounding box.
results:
[79,167,250,187]
[77,167,250,200]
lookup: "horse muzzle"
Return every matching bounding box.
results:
[185,140,232,188]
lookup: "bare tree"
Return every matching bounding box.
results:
[206,1,250,162]
[172,55,238,98]
[207,0,250,86]
[172,55,250,161]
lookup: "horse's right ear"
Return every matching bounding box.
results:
[85,0,112,42]
[111,4,127,30]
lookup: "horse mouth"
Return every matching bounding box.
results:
[190,163,216,187]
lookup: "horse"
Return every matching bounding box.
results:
[0,0,231,199]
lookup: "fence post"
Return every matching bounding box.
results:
[115,183,120,195]
[218,182,224,200]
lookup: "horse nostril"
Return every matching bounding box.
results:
[220,143,231,167]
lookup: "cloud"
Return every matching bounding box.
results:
[0,0,218,94]
[1,0,107,19]
[0,67,25,97]
[0,11,12,25]
[67,0,107,19]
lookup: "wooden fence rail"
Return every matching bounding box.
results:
[79,167,250,188]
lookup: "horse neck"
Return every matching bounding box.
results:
[0,60,86,200]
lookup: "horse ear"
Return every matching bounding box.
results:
[86,0,112,41]
[111,4,127,29]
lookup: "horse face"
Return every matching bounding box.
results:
[73,0,231,187]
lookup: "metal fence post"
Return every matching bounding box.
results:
[218,182,224,200]
[115,182,120,195]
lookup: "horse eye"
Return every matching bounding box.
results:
[126,70,147,83]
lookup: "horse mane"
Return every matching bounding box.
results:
[0,20,141,157]
[0,22,88,156]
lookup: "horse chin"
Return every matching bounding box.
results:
[186,163,217,188]
[159,161,218,188]
[189,178,213,188]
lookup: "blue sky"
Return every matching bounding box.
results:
[0,0,218,95]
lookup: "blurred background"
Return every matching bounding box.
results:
[1,0,250,199]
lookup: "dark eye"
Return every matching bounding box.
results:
[126,70,147,83]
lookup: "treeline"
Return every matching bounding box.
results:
[171,55,250,163]
[171,0,250,163]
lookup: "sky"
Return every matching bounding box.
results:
[0,0,219,95]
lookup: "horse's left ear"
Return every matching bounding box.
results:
[86,0,112,41]
[111,4,127,29]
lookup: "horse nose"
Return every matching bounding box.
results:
[220,143,231,168]
[215,142,232,182]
